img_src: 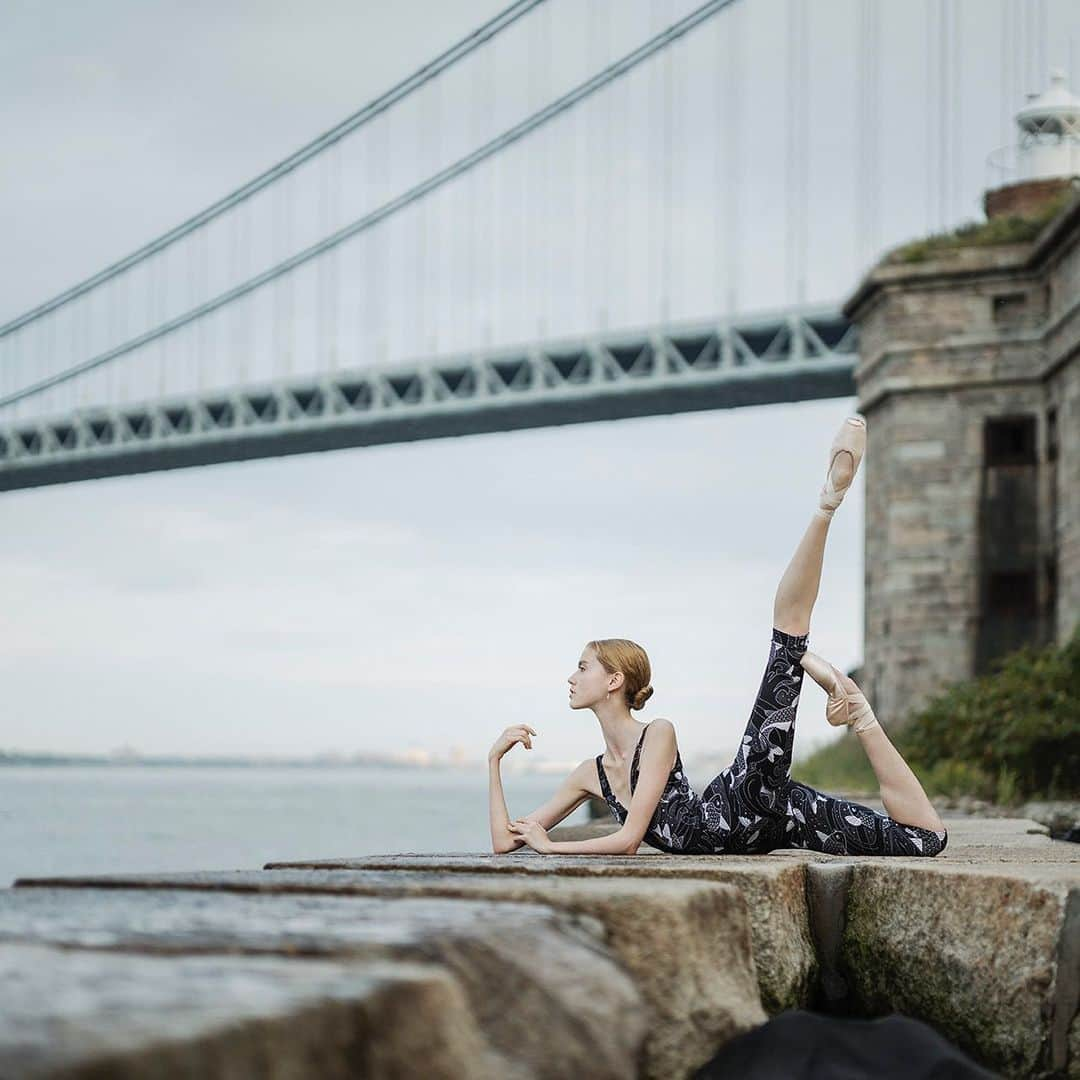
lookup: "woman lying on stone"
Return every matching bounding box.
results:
[488,415,948,858]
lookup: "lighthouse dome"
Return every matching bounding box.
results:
[1015,69,1080,137]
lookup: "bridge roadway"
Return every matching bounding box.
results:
[0,305,856,491]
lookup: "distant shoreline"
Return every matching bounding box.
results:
[0,751,571,773]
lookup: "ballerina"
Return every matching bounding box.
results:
[488,415,948,857]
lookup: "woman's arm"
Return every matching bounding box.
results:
[488,724,538,852]
[490,748,595,854]
[546,719,678,855]
[489,751,528,853]
[513,721,679,856]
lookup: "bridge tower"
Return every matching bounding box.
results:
[844,70,1080,729]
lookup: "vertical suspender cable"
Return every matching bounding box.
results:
[541,0,552,336]
[788,0,798,301]
[416,92,426,361]
[1000,0,1010,159]
[788,0,810,300]
[725,1,740,318]
[798,0,810,302]
[432,73,443,355]
[924,0,934,235]
[939,0,949,230]
[586,2,598,331]
[953,0,964,220]
[662,30,673,322]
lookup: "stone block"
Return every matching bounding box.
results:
[0,888,645,1080]
[838,863,1079,1078]
[0,943,497,1080]
[260,853,820,1019]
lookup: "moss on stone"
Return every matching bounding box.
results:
[884,188,1076,264]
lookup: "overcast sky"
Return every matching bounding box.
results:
[1,0,1074,767]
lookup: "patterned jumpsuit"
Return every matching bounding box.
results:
[596,626,949,857]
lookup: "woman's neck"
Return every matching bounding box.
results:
[595,706,646,760]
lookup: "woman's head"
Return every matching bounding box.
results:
[567,638,653,712]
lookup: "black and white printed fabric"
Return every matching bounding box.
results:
[596,627,948,858]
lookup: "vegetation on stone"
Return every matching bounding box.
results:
[884,187,1075,263]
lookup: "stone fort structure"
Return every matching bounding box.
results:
[846,71,1080,728]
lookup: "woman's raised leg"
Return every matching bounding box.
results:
[773,415,865,637]
[710,625,811,851]
[772,512,832,638]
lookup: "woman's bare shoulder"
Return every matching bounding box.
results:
[646,718,681,758]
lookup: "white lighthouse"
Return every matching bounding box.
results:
[984,69,1080,221]
[1014,69,1080,182]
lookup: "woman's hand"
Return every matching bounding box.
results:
[488,725,537,762]
[508,818,552,853]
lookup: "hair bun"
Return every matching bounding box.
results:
[631,685,654,710]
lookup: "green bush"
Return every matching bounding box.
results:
[895,621,1080,802]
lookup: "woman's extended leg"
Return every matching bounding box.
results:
[784,780,948,857]
[857,722,945,832]
[800,658,946,834]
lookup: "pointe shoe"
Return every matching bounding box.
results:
[799,651,880,733]
[816,416,867,520]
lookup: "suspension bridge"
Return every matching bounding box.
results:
[0,0,1071,491]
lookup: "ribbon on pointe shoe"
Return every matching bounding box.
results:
[799,651,880,733]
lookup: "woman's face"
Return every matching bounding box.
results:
[567,647,617,710]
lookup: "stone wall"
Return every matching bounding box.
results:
[843,193,1080,728]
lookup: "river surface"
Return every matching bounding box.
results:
[0,764,592,888]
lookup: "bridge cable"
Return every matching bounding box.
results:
[0,0,742,409]
[0,0,547,341]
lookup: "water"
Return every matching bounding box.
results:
[0,765,593,888]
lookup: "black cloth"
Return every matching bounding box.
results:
[692,1009,1001,1079]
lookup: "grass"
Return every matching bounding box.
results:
[884,187,1076,264]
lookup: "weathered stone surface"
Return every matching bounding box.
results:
[7,873,766,1079]
[10,816,1080,1078]
[257,854,820,1016]
[0,890,645,1080]
[0,943,496,1080]
[18,857,818,1018]
[838,863,1079,1079]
